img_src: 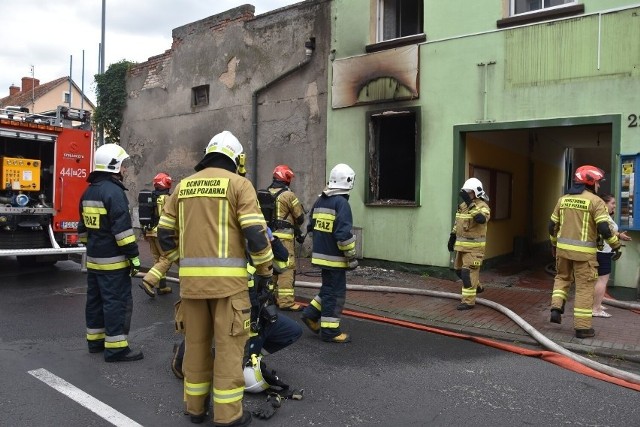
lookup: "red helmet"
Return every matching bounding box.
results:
[153,172,172,190]
[273,165,294,185]
[574,165,604,186]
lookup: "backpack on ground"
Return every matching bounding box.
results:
[257,188,286,229]
[138,189,158,230]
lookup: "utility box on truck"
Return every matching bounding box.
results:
[0,105,93,266]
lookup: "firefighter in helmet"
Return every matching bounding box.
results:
[549,165,621,338]
[140,172,175,297]
[268,165,306,311]
[78,143,143,362]
[448,177,491,310]
[158,131,272,426]
[301,163,357,343]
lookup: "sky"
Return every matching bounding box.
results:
[0,0,301,105]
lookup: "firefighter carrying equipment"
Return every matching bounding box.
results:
[93,143,129,174]
[258,187,287,230]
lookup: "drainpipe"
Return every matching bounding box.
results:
[250,37,316,187]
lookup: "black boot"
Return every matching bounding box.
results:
[214,411,252,427]
[550,308,562,324]
[575,328,595,339]
[105,349,144,362]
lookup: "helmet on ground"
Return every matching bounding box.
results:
[203,131,243,165]
[328,163,355,190]
[574,165,605,186]
[153,172,172,190]
[243,355,270,393]
[461,177,488,201]
[94,144,129,174]
[273,165,294,185]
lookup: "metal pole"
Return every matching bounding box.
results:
[31,65,35,112]
[68,55,73,108]
[81,50,85,111]
[99,0,106,145]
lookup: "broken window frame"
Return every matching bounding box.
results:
[365,106,421,206]
[377,0,424,42]
[469,164,512,221]
[192,85,210,107]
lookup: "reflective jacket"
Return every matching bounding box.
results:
[268,181,305,241]
[549,189,619,261]
[158,167,273,299]
[308,193,356,269]
[452,199,490,254]
[78,173,139,273]
[144,189,169,237]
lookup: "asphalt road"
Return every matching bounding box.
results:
[0,258,638,426]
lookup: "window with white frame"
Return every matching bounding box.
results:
[377,0,423,42]
[511,0,576,16]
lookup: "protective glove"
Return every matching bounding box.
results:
[129,256,141,277]
[347,258,358,270]
[255,274,273,293]
[459,189,473,207]
[612,247,622,261]
[447,233,456,252]
[252,397,279,419]
[295,233,306,244]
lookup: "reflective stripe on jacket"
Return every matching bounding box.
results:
[78,174,138,273]
[452,199,490,254]
[308,193,355,269]
[269,183,305,240]
[158,167,273,298]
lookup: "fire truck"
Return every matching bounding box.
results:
[0,105,93,266]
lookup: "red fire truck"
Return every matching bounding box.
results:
[0,105,93,266]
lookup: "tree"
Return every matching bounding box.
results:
[93,60,136,145]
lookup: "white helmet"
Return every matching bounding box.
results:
[328,163,355,190]
[204,131,243,165]
[243,355,270,393]
[461,177,489,201]
[94,143,129,174]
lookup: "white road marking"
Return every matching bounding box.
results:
[28,368,143,427]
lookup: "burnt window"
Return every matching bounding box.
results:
[378,0,424,42]
[192,85,209,107]
[366,107,421,206]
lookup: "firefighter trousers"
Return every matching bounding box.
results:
[245,310,303,357]
[551,257,597,330]
[182,292,250,424]
[142,236,173,288]
[275,238,296,308]
[454,251,484,306]
[85,270,134,360]
[301,268,347,340]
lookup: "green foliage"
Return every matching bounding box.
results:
[93,60,136,144]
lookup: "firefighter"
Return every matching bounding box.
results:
[300,163,357,343]
[268,165,306,311]
[448,177,491,310]
[158,130,272,426]
[78,143,143,362]
[549,165,621,339]
[139,172,176,297]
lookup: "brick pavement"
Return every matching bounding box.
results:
[134,237,640,373]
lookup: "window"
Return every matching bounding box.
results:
[366,107,420,206]
[378,0,423,42]
[192,85,209,107]
[63,92,71,104]
[511,0,575,16]
[469,165,512,220]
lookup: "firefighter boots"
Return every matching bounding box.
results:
[139,280,155,298]
[279,303,302,312]
[322,332,351,343]
[456,303,475,310]
[550,308,562,324]
[301,316,320,334]
[105,349,144,363]
[575,328,595,339]
[213,411,252,427]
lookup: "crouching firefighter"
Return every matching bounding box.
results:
[171,232,303,420]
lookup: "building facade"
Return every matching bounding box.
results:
[0,76,95,115]
[327,0,640,290]
[120,2,331,219]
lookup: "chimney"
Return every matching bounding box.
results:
[21,77,40,93]
[9,85,20,96]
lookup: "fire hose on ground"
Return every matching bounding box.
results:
[149,274,640,388]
